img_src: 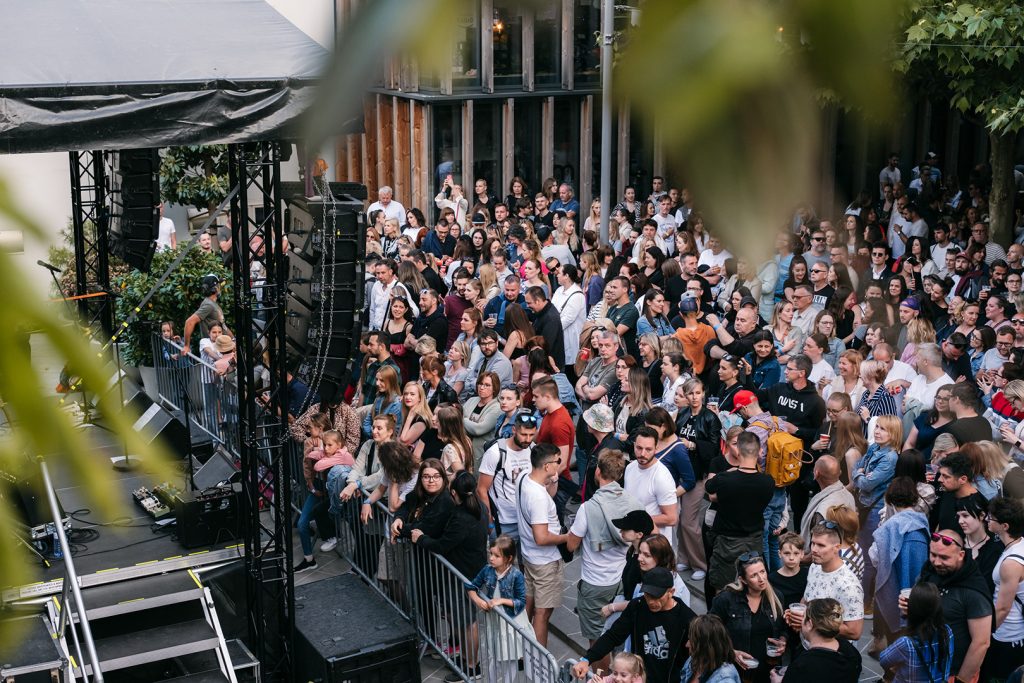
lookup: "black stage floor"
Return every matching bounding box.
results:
[4,427,242,600]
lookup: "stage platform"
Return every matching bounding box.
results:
[2,429,243,604]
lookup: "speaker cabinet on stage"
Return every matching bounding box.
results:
[174,484,240,549]
[294,574,420,683]
[132,403,189,456]
[109,148,160,272]
[284,195,365,385]
[98,370,152,417]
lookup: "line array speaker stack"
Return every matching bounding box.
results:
[109,148,160,271]
[284,191,366,388]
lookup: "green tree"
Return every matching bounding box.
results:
[899,0,1024,243]
[159,145,230,214]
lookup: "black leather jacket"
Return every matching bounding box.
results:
[675,407,722,479]
[424,379,459,410]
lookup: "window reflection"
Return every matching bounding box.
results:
[433,104,463,200]
[574,0,600,84]
[535,3,560,87]
[472,102,502,195]
[493,2,522,89]
[453,8,481,90]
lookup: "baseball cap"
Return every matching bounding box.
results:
[733,389,757,409]
[611,509,655,536]
[471,212,487,225]
[678,295,699,314]
[640,567,674,597]
[900,297,920,311]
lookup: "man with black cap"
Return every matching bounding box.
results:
[572,566,695,683]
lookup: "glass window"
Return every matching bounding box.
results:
[534,4,560,87]
[554,98,580,189]
[513,99,543,195]
[493,2,523,89]
[628,115,655,205]
[432,104,463,204]
[574,0,600,84]
[472,102,503,198]
[453,8,481,91]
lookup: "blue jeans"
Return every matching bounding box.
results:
[762,489,787,572]
[298,478,335,556]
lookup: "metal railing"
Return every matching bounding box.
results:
[152,334,239,454]
[334,497,563,682]
[40,458,104,682]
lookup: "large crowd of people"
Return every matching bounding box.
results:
[278,161,1024,683]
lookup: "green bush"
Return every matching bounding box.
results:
[113,246,233,366]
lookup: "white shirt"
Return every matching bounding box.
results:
[653,214,679,254]
[542,243,577,267]
[479,440,532,526]
[367,278,418,330]
[156,216,176,251]
[804,562,864,622]
[931,241,955,267]
[552,284,586,364]
[883,359,917,385]
[570,500,628,586]
[905,372,954,410]
[631,234,667,263]
[516,473,562,565]
[366,199,407,225]
[698,248,732,271]
[623,460,678,544]
[808,359,836,388]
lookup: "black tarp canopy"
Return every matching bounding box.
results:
[0,0,342,153]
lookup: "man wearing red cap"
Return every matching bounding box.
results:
[733,389,794,573]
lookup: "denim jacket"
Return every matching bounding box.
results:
[852,443,897,511]
[679,659,741,683]
[744,353,782,390]
[466,565,527,618]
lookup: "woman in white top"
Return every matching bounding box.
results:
[825,349,866,408]
[985,497,1024,681]
[551,264,586,370]
[434,178,469,227]
[803,332,836,396]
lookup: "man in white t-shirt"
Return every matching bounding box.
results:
[653,195,679,255]
[785,521,864,640]
[566,449,641,658]
[623,427,679,546]
[516,443,568,647]
[156,202,176,251]
[904,343,953,411]
[365,185,407,224]
[477,414,537,540]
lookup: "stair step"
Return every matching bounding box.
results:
[163,670,229,682]
[81,618,220,674]
[74,570,204,620]
[0,615,63,674]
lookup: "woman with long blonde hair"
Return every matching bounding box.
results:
[832,410,867,484]
[477,262,499,301]
[398,382,434,459]
[582,198,601,235]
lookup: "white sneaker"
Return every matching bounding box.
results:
[319,537,338,552]
[691,570,707,581]
[675,563,689,572]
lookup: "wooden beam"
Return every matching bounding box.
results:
[412,101,428,210]
[347,134,361,184]
[378,95,394,189]
[364,96,379,190]
[522,8,535,92]
[561,0,573,90]
[396,97,412,203]
[503,98,515,193]
[617,106,630,197]
[580,95,593,208]
[462,99,474,189]
[542,96,555,181]
[481,0,494,93]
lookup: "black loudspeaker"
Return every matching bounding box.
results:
[132,403,190,456]
[98,371,152,417]
[191,448,240,490]
[110,149,160,271]
[174,484,240,548]
[201,561,247,640]
[285,196,364,383]
[294,574,420,683]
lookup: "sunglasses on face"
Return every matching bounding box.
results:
[931,532,964,549]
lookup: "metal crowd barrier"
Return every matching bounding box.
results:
[333,496,563,682]
[152,334,239,454]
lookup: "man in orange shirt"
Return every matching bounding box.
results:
[673,295,716,375]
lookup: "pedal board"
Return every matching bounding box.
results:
[131,486,171,519]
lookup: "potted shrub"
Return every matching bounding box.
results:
[113,246,233,398]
